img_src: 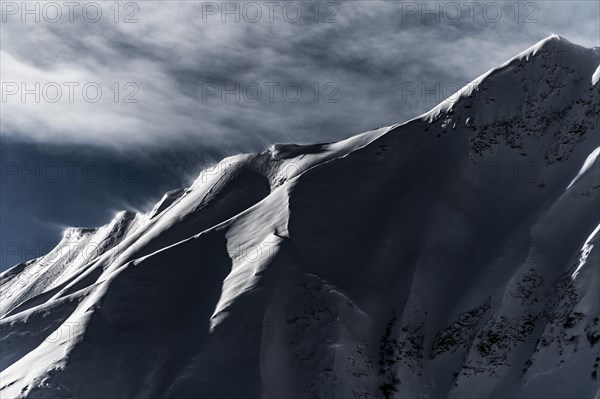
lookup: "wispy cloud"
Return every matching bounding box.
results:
[2,1,598,151]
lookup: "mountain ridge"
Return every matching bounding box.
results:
[1,35,599,399]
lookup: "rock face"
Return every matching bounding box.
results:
[1,35,599,399]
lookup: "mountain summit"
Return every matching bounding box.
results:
[1,36,599,399]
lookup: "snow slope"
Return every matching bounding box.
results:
[1,35,599,399]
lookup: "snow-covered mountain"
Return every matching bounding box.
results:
[1,35,599,399]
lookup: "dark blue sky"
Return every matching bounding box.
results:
[1,1,599,269]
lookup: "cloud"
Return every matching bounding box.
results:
[1,1,598,151]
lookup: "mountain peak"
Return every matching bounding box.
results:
[514,34,578,60]
[419,35,599,123]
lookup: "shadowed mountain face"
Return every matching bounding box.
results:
[1,36,599,399]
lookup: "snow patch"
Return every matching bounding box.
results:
[572,223,600,279]
[592,64,600,85]
[566,146,600,190]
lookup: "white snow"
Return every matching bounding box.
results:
[1,36,599,399]
[572,223,600,279]
[592,64,600,85]
[567,146,600,190]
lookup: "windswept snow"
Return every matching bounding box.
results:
[1,36,599,399]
